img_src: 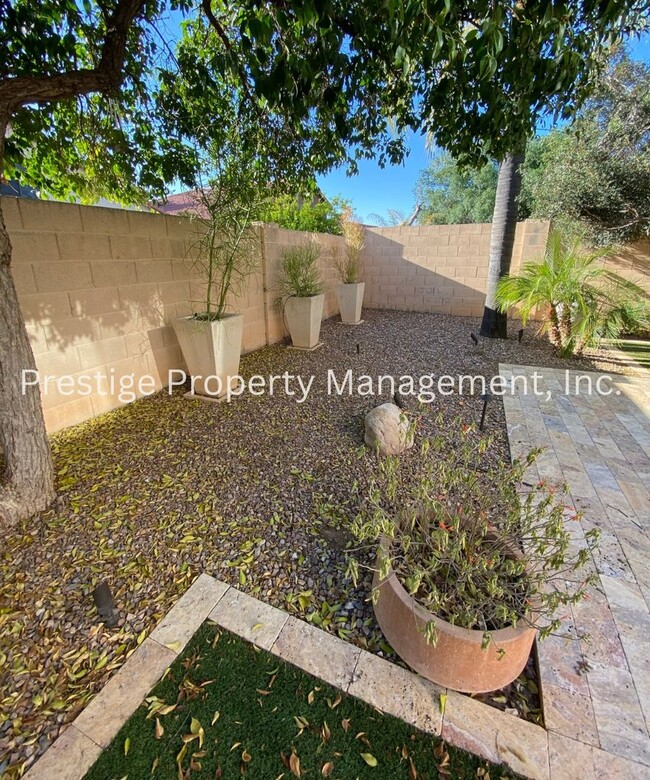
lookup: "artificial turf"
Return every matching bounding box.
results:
[84,622,519,779]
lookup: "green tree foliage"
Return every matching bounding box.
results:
[415,50,650,243]
[223,1,649,168]
[416,152,499,224]
[259,194,347,235]
[495,231,650,356]
[523,52,650,244]
[1,0,195,204]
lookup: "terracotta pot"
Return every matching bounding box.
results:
[372,541,537,693]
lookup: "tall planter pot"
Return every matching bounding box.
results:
[372,543,537,693]
[284,294,324,349]
[173,312,244,398]
[336,282,365,325]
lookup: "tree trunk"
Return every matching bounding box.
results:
[548,304,562,347]
[558,301,572,349]
[480,151,524,339]
[0,197,55,527]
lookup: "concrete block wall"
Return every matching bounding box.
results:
[5,196,648,436]
[361,220,550,316]
[600,237,650,297]
[3,198,346,433]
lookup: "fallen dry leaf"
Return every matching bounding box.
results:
[289,752,301,777]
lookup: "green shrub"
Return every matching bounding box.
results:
[348,416,599,648]
[495,230,650,356]
[261,194,348,235]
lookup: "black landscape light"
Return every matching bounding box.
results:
[479,392,491,431]
[356,342,360,354]
[470,332,478,345]
[92,581,119,628]
[518,328,524,344]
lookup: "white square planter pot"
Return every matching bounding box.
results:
[336,282,365,324]
[284,294,324,349]
[173,313,244,398]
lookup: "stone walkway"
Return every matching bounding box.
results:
[501,364,650,776]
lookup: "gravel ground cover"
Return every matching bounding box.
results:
[1,310,638,778]
[84,621,520,780]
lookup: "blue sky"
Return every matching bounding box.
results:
[317,33,650,224]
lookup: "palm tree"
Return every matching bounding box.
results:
[479,152,525,339]
[495,230,649,356]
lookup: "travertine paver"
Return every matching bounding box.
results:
[348,651,444,735]
[501,365,650,772]
[442,690,550,780]
[548,732,650,780]
[73,638,176,748]
[22,725,101,780]
[149,572,229,650]
[208,586,289,650]
[271,615,362,690]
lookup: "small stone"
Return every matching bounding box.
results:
[364,403,414,455]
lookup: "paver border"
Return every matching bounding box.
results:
[23,572,650,780]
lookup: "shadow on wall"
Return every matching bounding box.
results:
[4,198,205,431]
[361,224,501,320]
[609,238,650,298]
[4,197,347,433]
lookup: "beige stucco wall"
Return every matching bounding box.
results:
[361,220,551,316]
[3,197,345,433]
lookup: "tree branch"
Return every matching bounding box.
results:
[0,0,146,109]
[200,0,257,108]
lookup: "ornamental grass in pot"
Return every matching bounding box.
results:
[347,417,599,693]
[334,207,365,325]
[276,240,325,349]
[173,149,263,398]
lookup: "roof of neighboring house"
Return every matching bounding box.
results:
[151,190,208,219]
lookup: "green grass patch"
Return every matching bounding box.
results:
[602,338,650,368]
[84,622,519,779]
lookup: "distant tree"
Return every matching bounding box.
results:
[416,151,498,224]
[367,209,409,227]
[524,51,650,245]
[260,194,347,235]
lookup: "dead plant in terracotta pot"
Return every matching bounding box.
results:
[346,416,600,692]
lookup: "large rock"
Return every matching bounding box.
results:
[364,403,414,455]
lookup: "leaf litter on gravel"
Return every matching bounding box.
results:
[1,310,628,777]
